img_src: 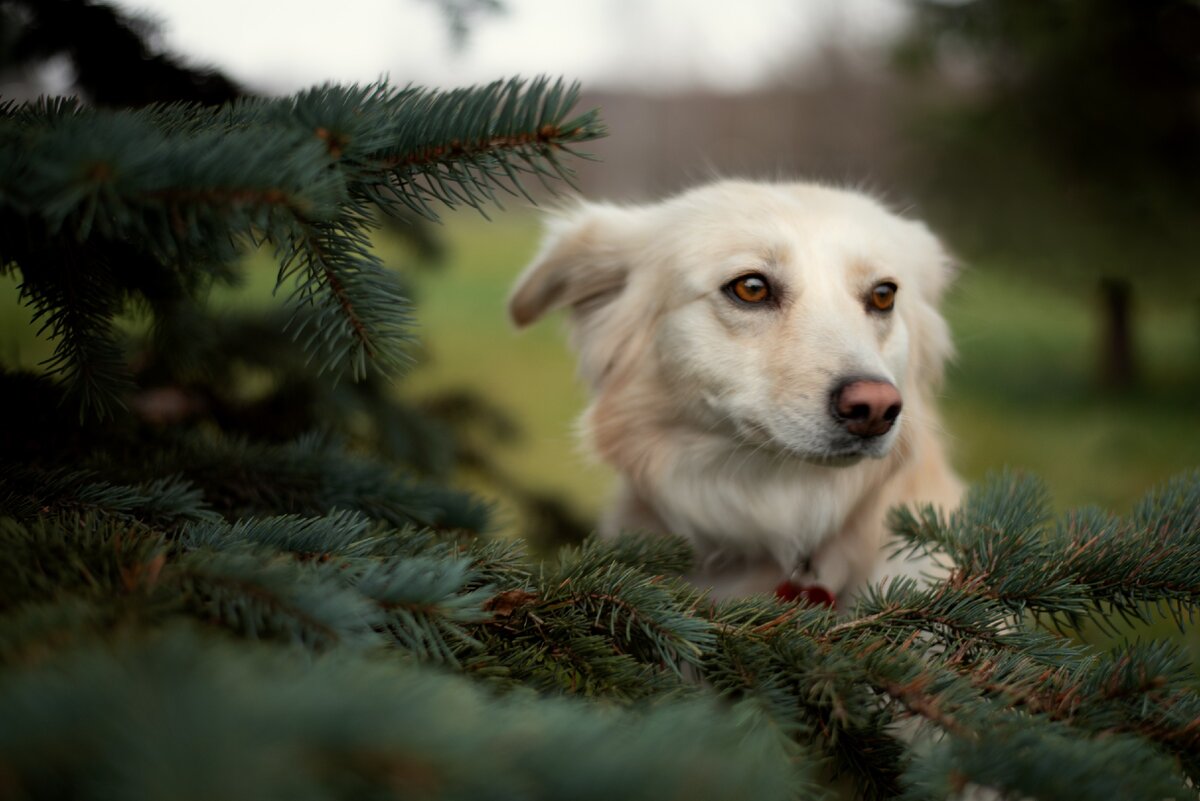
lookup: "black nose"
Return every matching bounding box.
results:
[831,379,902,438]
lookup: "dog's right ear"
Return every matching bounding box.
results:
[508,204,634,328]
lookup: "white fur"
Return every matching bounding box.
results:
[509,180,963,602]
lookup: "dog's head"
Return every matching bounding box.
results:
[508,180,955,467]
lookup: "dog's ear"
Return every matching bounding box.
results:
[508,204,634,328]
[907,224,960,387]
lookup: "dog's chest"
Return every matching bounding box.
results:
[642,444,888,571]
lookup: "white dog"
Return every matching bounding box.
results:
[508,180,962,603]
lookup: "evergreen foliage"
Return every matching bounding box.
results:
[1,77,602,416]
[1,59,1199,800]
[2,448,1199,798]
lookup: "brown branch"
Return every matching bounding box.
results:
[296,223,374,359]
[880,678,970,739]
[142,186,300,209]
[378,125,578,171]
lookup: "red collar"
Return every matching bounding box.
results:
[773,580,836,608]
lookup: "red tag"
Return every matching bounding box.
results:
[774,580,836,608]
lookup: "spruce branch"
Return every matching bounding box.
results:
[963,641,1200,785]
[0,630,800,801]
[583,529,696,577]
[3,218,132,420]
[822,633,1196,800]
[0,466,218,527]
[354,555,493,665]
[135,431,491,533]
[167,549,381,651]
[182,513,515,668]
[901,716,1193,801]
[363,77,605,218]
[0,515,166,610]
[181,510,379,558]
[835,579,1090,668]
[545,551,715,671]
[1,469,1199,795]
[277,214,415,381]
[469,594,687,699]
[890,470,1200,629]
[0,80,605,412]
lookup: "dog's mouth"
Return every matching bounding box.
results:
[804,450,866,466]
[732,420,894,466]
[804,446,884,466]
[788,441,889,467]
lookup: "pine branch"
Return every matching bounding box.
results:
[963,641,1200,785]
[134,432,491,533]
[544,555,715,672]
[0,80,605,413]
[902,716,1192,801]
[354,555,493,665]
[0,465,218,527]
[890,470,1200,629]
[365,78,606,218]
[835,579,1091,668]
[168,550,381,650]
[277,214,415,380]
[0,630,800,801]
[0,515,166,611]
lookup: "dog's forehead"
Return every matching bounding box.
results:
[651,183,917,275]
[672,183,912,239]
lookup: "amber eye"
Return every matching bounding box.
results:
[869,282,897,312]
[727,274,772,305]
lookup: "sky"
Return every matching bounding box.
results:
[113,0,909,94]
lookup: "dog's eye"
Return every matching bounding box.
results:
[869,282,897,312]
[727,274,772,305]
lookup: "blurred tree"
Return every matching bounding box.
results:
[423,0,505,49]
[899,0,1200,388]
[0,0,242,105]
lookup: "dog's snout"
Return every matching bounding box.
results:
[832,380,902,438]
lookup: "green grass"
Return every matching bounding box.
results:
[398,212,614,530]
[942,266,1200,512]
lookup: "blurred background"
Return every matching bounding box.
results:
[2,0,1198,545]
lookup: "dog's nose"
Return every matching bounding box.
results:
[832,380,902,438]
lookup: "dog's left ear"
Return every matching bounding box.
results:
[508,203,635,328]
[907,222,960,387]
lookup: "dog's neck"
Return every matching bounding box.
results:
[588,388,911,576]
[648,431,898,570]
